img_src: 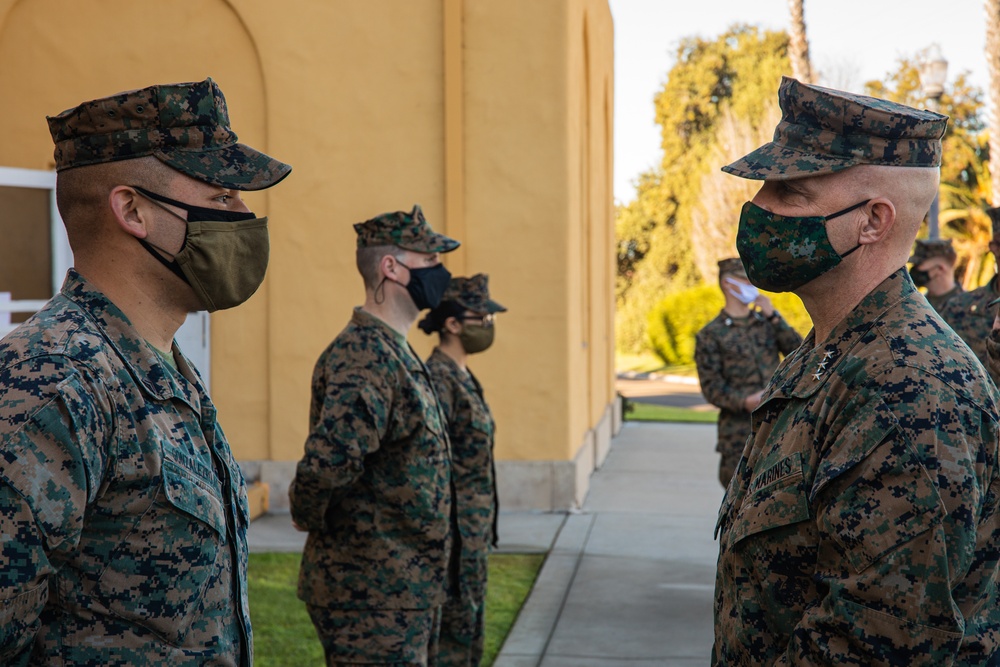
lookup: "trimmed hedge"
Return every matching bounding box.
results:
[647,283,813,366]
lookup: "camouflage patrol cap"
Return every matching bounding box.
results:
[443,273,506,314]
[723,76,948,181]
[987,206,1000,239]
[353,205,460,253]
[46,77,291,191]
[718,258,747,278]
[908,238,957,265]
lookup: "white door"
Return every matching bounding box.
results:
[0,166,211,388]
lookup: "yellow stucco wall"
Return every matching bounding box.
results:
[0,0,615,508]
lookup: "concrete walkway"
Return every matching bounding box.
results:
[247,419,723,666]
[494,421,723,667]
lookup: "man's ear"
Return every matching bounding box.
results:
[859,198,896,244]
[108,186,148,239]
[380,254,401,282]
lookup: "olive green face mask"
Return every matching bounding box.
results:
[173,218,270,312]
[459,323,495,354]
[133,186,270,312]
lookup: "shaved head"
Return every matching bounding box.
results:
[839,164,940,258]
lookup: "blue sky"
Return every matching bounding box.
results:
[609,0,990,203]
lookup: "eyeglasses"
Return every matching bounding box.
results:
[459,313,494,328]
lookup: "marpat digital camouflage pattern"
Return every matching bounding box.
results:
[354,205,460,254]
[925,285,963,312]
[289,308,454,659]
[723,76,947,181]
[713,270,1000,665]
[46,77,290,191]
[988,327,1000,386]
[695,310,802,486]
[0,270,251,665]
[939,277,1000,384]
[441,274,507,314]
[426,348,498,665]
[716,258,747,279]
[304,605,442,665]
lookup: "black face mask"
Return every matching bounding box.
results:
[909,266,931,288]
[398,262,452,310]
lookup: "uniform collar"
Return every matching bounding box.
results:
[718,309,762,327]
[353,307,408,344]
[352,307,422,368]
[765,268,912,401]
[60,269,203,408]
[430,346,473,378]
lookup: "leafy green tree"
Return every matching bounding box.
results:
[615,25,791,354]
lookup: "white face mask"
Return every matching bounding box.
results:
[724,277,759,305]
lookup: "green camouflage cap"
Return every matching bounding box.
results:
[353,204,460,253]
[723,76,948,181]
[46,78,291,191]
[442,273,506,314]
[987,206,1000,239]
[909,238,956,264]
[718,258,747,279]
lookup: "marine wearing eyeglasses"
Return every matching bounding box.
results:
[418,274,506,666]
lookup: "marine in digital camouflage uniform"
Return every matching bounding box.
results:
[418,274,506,666]
[909,238,963,311]
[695,258,803,487]
[289,205,460,667]
[0,79,290,666]
[714,76,1000,665]
[939,207,1000,383]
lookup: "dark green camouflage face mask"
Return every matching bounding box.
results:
[736,199,868,292]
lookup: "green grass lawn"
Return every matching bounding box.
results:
[248,552,545,667]
[625,401,718,423]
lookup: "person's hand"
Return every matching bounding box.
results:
[743,390,764,412]
[754,294,774,317]
[292,520,307,532]
[993,310,1000,334]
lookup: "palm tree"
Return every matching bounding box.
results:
[787,0,813,83]
[940,143,994,288]
[988,0,1000,206]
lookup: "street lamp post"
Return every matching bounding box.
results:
[919,44,948,240]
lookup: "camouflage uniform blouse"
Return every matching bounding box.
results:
[694,311,802,461]
[940,277,998,383]
[425,348,497,569]
[0,270,251,666]
[925,283,963,312]
[713,270,1000,666]
[290,308,453,610]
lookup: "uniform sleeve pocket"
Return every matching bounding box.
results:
[727,452,810,549]
[812,397,944,574]
[815,433,943,574]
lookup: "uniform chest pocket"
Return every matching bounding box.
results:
[94,458,227,645]
[727,452,811,550]
[468,401,494,438]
